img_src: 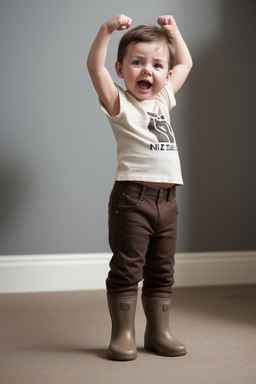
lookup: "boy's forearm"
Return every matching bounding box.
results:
[158,15,192,71]
[171,28,193,69]
[87,24,112,73]
[87,15,132,74]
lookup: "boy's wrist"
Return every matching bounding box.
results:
[162,24,179,38]
[101,22,114,34]
[101,14,132,34]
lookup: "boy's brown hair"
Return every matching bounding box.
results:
[117,25,175,70]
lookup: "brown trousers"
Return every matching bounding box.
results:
[106,181,178,298]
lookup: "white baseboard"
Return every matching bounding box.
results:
[0,251,256,293]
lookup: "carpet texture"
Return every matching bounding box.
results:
[1,285,256,384]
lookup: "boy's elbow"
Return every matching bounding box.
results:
[184,59,193,78]
[86,57,93,73]
[187,57,193,71]
[86,53,97,73]
[87,59,101,75]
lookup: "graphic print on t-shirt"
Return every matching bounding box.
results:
[147,112,177,151]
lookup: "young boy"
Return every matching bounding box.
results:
[87,14,192,361]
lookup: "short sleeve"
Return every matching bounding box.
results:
[160,82,176,111]
[98,84,124,120]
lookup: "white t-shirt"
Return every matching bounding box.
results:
[100,82,183,185]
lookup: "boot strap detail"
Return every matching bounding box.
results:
[121,302,131,310]
[163,302,170,311]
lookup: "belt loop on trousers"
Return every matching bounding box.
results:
[139,185,147,201]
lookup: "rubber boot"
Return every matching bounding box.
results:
[142,295,187,356]
[107,294,137,361]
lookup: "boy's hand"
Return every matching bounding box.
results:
[104,14,132,33]
[157,15,178,32]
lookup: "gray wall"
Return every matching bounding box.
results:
[0,0,255,255]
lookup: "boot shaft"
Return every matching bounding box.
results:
[142,295,171,330]
[107,295,137,332]
[142,295,187,356]
[107,294,137,360]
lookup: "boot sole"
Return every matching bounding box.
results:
[144,343,187,357]
[107,351,137,361]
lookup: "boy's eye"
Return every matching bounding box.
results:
[154,63,163,69]
[132,60,141,65]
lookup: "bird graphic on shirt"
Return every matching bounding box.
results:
[147,112,175,143]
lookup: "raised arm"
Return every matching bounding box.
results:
[158,15,193,94]
[87,15,132,116]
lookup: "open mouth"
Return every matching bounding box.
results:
[137,80,152,90]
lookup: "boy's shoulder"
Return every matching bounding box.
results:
[156,82,176,110]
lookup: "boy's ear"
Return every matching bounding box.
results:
[165,69,173,84]
[115,61,124,78]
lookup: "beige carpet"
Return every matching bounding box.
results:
[1,285,256,384]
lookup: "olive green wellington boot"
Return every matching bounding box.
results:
[107,294,137,361]
[142,295,187,357]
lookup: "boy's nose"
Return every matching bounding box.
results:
[142,67,152,75]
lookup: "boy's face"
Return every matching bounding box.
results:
[115,41,172,101]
